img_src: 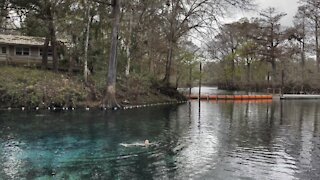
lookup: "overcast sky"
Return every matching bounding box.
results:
[231,0,300,26]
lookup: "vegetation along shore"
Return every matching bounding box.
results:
[0,66,186,110]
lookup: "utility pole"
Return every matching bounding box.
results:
[198,61,202,100]
[281,69,284,95]
[189,63,192,97]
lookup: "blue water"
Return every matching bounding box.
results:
[0,99,320,179]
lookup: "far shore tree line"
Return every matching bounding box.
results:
[206,0,320,94]
[0,0,252,107]
[2,0,320,107]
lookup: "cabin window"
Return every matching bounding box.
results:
[1,47,6,54]
[16,47,22,55]
[39,48,53,56]
[16,47,30,56]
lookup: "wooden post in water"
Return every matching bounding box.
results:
[189,64,192,97]
[267,71,271,94]
[198,61,202,100]
[281,69,284,95]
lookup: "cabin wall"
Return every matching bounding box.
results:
[0,44,53,65]
[30,47,40,57]
[9,45,14,56]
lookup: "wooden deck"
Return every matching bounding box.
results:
[280,94,320,99]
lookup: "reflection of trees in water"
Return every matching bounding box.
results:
[166,101,224,179]
[198,100,201,128]
[269,102,275,126]
[271,100,320,179]
[280,100,283,125]
[224,102,275,148]
[310,102,320,178]
[314,103,319,136]
[297,101,319,178]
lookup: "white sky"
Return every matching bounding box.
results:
[230,0,300,27]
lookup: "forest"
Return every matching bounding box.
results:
[207,1,320,94]
[0,0,319,108]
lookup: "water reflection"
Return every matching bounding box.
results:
[0,100,320,179]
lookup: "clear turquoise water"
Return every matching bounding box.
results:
[0,100,320,179]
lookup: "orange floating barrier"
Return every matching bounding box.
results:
[187,94,273,100]
[234,95,242,100]
[255,95,262,99]
[217,95,226,100]
[209,99,273,104]
[249,95,257,100]
[241,95,249,99]
[209,95,218,100]
[188,95,198,99]
[226,95,234,100]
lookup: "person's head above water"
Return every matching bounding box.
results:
[144,139,150,145]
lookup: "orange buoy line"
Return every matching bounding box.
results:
[187,95,273,100]
[210,99,273,104]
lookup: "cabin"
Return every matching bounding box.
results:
[0,34,69,66]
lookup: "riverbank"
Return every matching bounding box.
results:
[0,66,186,109]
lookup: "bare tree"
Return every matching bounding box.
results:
[84,0,91,83]
[258,7,286,88]
[162,0,253,87]
[103,0,121,108]
[300,0,320,72]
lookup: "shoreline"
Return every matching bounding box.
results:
[0,66,187,110]
[0,101,189,112]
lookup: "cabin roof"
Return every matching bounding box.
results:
[0,34,70,47]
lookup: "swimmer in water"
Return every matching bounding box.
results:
[120,140,153,147]
[144,139,150,146]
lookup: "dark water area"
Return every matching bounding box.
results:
[1,98,320,179]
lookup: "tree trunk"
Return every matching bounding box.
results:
[84,2,91,83]
[51,31,58,72]
[300,16,306,84]
[281,69,284,94]
[68,55,73,74]
[48,5,58,72]
[148,31,154,74]
[148,50,153,74]
[301,17,306,68]
[270,22,276,88]
[316,18,319,72]
[246,59,251,84]
[271,61,276,89]
[198,62,202,99]
[175,72,181,89]
[41,36,49,69]
[231,48,235,86]
[103,0,121,108]
[68,36,77,74]
[163,0,180,87]
[301,36,306,83]
[163,40,173,86]
[125,8,133,77]
[189,64,192,96]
